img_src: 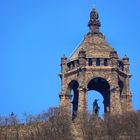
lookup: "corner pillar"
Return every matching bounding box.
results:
[110,86,122,114]
[73,87,87,140]
[108,70,122,115]
[121,76,133,112]
[59,92,72,115]
[77,87,87,117]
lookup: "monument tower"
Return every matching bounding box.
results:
[59,8,133,120]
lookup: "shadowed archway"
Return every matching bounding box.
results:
[87,77,110,114]
[68,80,79,120]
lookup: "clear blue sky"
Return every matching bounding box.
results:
[0,0,140,118]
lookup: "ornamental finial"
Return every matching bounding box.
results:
[88,7,101,34]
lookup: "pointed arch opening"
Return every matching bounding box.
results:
[87,77,110,116]
[68,80,79,120]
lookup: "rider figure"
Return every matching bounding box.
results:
[93,99,100,116]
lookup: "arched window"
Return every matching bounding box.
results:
[68,80,79,120]
[70,61,75,69]
[72,61,75,68]
[96,58,100,66]
[119,61,124,71]
[88,58,93,66]
[104,58,108,66]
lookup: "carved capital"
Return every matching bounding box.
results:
[110,86,120,93]
[59,94,72,100]
[78,86,87,92]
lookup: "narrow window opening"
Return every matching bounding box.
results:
[96,58,100,66]
[72,61,75,68]
[104,59,108,66]
[77,60,79,66]
[67,63,70,70]
[88,58,93,66]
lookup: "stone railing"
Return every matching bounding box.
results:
[67,58,110,71]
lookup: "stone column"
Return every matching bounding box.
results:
[59,92,72,115]
[77,87,87,115]
[121,56,133,112]
[110,86,122,114]
[121,77,133,112]
[72,86,87,140]
[92,58,96,66]
[100,58,104,66]
[125,77,133,111]
[60,55,72,114]
[77,48,87,116]
[110,72,122,114]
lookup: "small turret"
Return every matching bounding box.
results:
[61,54,68,73]
[110,50,119,67]
[123,55,130,73]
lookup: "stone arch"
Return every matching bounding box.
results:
[86,74,111,87]
[68,80,79,120]
[87,77,110,113]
